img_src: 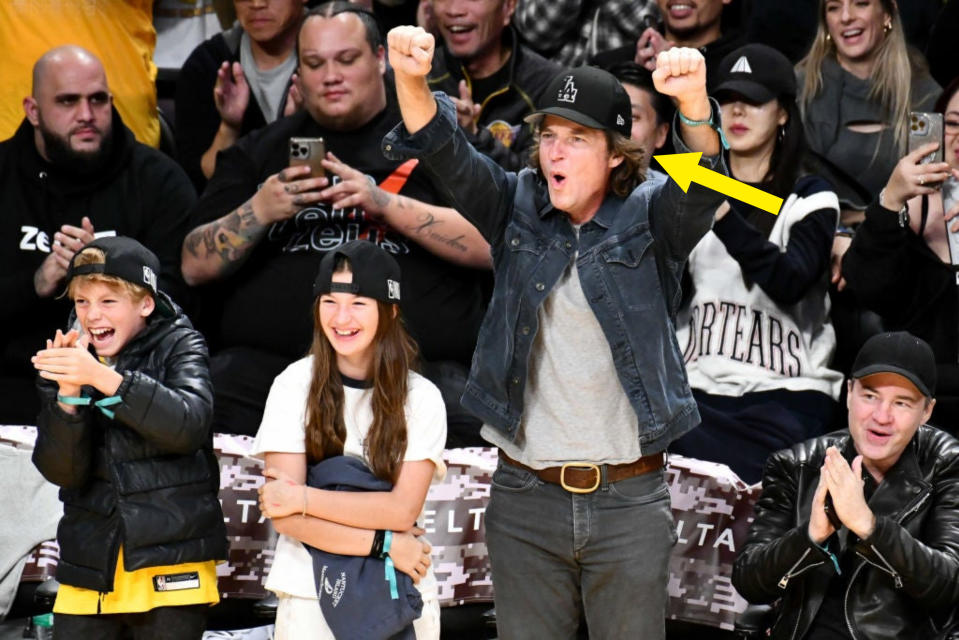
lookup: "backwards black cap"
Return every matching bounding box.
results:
[851,331,937,398]
[65,236,173,316]
[313,240,402,303]
[526,66,632,138]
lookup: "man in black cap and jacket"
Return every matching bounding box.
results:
[733,331,959,640]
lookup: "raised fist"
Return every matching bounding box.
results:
[387,26,435,79]
[652,47,707,102]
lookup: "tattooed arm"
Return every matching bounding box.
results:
[181,165,329,285]
[319,154,491,269]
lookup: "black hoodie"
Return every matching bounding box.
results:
[0,111,196,424]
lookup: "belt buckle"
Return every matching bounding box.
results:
[560,462,601,494]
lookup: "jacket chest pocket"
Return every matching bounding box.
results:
[501,225,549,291]
[598,232,659,311]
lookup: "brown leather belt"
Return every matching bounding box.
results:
[499,450,665,494]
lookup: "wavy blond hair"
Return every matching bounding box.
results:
[797,0,912,154]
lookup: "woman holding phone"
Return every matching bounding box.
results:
[841,77,959,436]
[797,0,940,209]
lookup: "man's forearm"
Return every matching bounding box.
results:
[676,94,720,156]
[395,74,438,135]
[379,193,491,269]
[181,200,266,285]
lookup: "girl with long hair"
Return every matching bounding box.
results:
[672,44,844,484]
[252,240,445,639]
[797,0,940,209]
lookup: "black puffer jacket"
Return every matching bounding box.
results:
[732,427,959,640]
[32,296,228,592]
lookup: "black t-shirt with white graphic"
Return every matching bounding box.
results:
[190,102,486,366]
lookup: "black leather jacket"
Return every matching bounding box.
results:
[32,296,228,592]
[732,427,959,640]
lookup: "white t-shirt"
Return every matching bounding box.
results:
[250,356,447,600]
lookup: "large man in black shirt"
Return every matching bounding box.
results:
[0,45,196,424]
[181,2,490,437]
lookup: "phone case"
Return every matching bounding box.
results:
[289,137,326,177]
[908,112,944,164]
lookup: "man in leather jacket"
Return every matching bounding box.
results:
[733,331,959,640]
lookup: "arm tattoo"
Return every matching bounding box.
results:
[370,184,391,209]
[183,200,266,275]
[406,211,468,253]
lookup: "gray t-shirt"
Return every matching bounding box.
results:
[482,244,641,468]
[239,32,297,123]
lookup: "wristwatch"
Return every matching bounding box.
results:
[878,188,908,228]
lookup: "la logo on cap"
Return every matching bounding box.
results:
[557,76,578,104]
[730,56,752,74]
[616,114,625,126]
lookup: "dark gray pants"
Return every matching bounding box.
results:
[485,460,676,640]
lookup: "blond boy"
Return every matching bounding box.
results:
[31,236,226,640]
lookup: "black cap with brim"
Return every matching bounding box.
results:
[65,236,174,318]
[524,107,608,132]
[851,364,933,398]
[851,331,937,398]
[527,66,632,138]
[313,240,402,304]
[713,79,776,105]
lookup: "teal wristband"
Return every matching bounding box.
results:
[813,541,842,575]
[56,394,121,419]
[381,530,399,599]
[678,109,730,150]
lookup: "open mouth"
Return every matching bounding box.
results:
[549,172,567,188]
[333,328,360,338]
[446,24,475,35]
[88,327,115,346]
[841,28,864,40]
[866,428,892,444]
[667,3,695,18]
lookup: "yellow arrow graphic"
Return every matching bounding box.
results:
[654,152,783,215]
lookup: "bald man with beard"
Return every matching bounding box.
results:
[0,46,196,425]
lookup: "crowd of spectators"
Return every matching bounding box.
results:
[4,0,959,637]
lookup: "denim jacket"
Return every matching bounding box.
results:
[383,94,727,454]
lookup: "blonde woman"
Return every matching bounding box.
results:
[797,0,940,210]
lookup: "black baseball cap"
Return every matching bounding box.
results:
[851,331,937,398]
[65,236,172,316]
[526,66,632,138]
[313,240,402,303]
[713,44,796,104]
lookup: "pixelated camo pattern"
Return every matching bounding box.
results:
[6,428,759,628]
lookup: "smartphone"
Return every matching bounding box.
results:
[942,176,959,271]
[289,137,326,177]
[908,112,944,164]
